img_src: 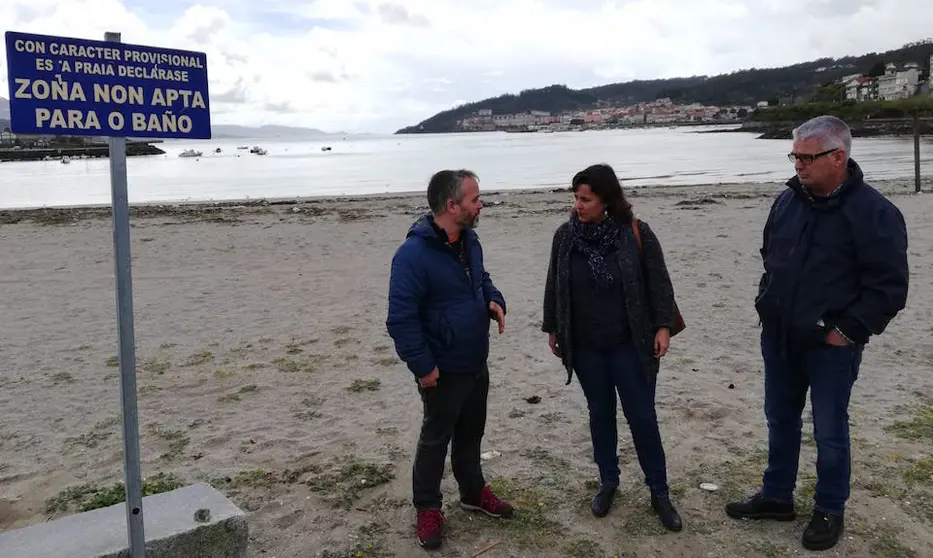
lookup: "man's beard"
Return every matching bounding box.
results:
[457,213,479,229]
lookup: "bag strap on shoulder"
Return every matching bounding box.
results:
[631,218,643,252]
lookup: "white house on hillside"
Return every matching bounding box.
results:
[877,62,921,100]
[846,76,877,101]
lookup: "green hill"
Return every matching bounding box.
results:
[396,39,933,134]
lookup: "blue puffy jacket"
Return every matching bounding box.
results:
[386,215,506,377]
[755,158,909,351]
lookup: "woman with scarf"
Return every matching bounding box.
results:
[542,163,683,531]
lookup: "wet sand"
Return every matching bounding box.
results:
[1,179,932,557]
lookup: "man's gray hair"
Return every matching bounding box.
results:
[792,115,852,159]
[427,169,479,216]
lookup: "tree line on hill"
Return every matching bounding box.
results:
[750,96,933,124]
[396,39,933,134]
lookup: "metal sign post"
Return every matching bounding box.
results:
[105,31,146,558]
[914,114,922,194]
[5,30,210,558]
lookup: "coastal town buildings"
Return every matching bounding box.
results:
[845,76,878,101]
[457,99,751,133]
[458,55,933,134]
[840,58,931,101]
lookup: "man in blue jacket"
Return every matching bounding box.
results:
[726,115,909,551]
[386,169,512,550]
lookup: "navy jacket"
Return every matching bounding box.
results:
[755,158,908,351]
[386,215,506,378]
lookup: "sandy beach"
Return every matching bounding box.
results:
[1,178,932,558]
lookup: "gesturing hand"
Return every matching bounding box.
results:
[489,301,505,334]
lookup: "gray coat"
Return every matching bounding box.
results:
[542,218,676,386]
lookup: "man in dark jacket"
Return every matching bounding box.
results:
[386,169,513,551]
[726,115,909,551]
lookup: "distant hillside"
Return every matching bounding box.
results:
[211,124,339,139]
[397,39,933,134]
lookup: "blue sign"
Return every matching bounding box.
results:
[4,31,211,139]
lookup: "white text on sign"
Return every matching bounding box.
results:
[15,36,205,84]
[13,38,205,67]
[13,79,207,108]
[33,109,194,133]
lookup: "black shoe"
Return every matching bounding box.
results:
[651,493,683,532]
[591,484,616,517]
[802,511,844,551]
[725,492,796,521]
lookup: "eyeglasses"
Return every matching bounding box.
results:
[787,148,838,164]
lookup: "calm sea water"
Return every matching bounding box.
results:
[0,125,929,209]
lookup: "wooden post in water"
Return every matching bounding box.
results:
[915,114,922,194]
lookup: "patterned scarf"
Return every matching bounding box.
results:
[568,213,620,290]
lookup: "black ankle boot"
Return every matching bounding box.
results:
[802,511,844,551]
[651,493,683,532]
[591,484,616,517]
[726,492,796,521]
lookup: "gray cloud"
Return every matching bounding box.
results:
[801,0,878,17]
[317,46,339,59]
[185,16,226,44]
[309,70,338,83]
[307,67,355,83]
[264,101,294,113]
[377,3,430,27]
[215,78,249,104]
[222,50,249,65]
[393,53,606,105]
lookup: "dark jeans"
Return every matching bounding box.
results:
[760,331,863,516]
[412,366,489,511]
[573,343,669,497]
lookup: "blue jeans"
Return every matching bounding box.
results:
[573,343,669,497]
[760,332,863,516]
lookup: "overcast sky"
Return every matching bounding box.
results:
[2,0,932,133]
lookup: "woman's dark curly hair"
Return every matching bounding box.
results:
[571,163,634,223]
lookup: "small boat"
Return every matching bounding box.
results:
[179,149,202,158]
[60,156,71,164]
[321,146,332,152]
[253,148,268,155]
[236,145,248,150]
[214,147,222,153]
[249,145,263,153]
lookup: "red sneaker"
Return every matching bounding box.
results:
[416,509,444,550]
[460,486,514,518]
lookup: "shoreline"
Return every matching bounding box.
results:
[1,177,929,225]
[700,120,933,140]
[0,142,166,163]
